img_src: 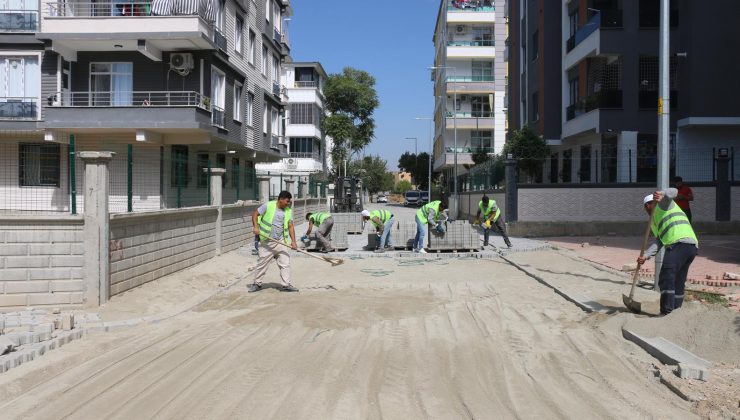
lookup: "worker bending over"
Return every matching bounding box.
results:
[305,211,334,253]
[637,189,698,315]
[361,209,395,253]
[414,200,448,253]
[475,195,512,248]
[249,191,299,293]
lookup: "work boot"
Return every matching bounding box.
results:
[506,241,513,248]
[280,285,299,292]
[247,283,262,293]
[418,248,427,254]
[374,248,385,253]
[483,241,489,246]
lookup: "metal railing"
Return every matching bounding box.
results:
[214,29,227,51]
[270,134,280,149]
[0,97,39,119]
[447,40,494,47]
[0,10,39,31]
[447,75,494,82]
[211,105,224,128]
[44,0,211,20]
[273,27,281,43]
[272,82,281,96]
[445,146,494,153]
[448,0,494,12]
[566,90,623,121]
[47,91,211,109]
[566,10,623,53]
[294,80,317,88]
[289,152,320,159]
[445,111,494,118]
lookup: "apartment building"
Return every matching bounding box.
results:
[0,0,293,213]
[509,0,740,184]
[432,0,507,189]
[256,62,331,198]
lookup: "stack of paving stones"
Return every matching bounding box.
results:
[0,309,91,373]
[427,221,480,252]
[303,230,349,251]
[330,213,365,234]
[390,221,417,250]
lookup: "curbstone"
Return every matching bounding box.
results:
[622,328,712,372]
[677,363,710,381]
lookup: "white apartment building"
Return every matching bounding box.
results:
[256,62,331,198]
[432,0,506,190]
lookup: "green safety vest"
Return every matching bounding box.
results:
[478,200,501,222]
[417,200,442,224]
[258,200,292,243]
[309,212,331,226]
[650,203,698,247]
[369,209,392,229]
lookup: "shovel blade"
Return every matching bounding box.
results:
[622,294,642,314]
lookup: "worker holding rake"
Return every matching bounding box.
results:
[248,190,299,293]
[475,195,512,248]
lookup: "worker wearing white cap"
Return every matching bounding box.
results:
[361,209,394,252]
[638,188,699,315]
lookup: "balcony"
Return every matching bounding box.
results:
[446,111,494,118]
[40,0,217,57]
[213,28,227,51]
[272,82,281,97]
[0,98,39,119]
[445,111,495,129]
[448,75,493,82]
[0,10,39,31]
[447,40,494,47]
[294,80,317,88]
[211,105,224,128]
[447,1,494,12]
[565,10,622,53]
[446,39,495,58]
[273,27,281,43]
[565,90,622,121]
[445,146,494,153]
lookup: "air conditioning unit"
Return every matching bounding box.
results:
[170,53,194,70]
[456,25,466,34]
[287,158,295,164]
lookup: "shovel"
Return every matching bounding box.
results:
[623,210,654,313]
[264,236,344,267]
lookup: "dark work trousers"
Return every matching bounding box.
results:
[658,242,698,315]
[484,217,512,247]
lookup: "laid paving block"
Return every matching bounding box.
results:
[0,336,15,355]
[62,314,75,331]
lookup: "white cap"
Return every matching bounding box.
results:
[643,194,654,205]
[361,210,370,217]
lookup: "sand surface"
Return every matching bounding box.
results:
[0,253,697,419]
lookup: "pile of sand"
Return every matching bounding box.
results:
[624,302,740,364]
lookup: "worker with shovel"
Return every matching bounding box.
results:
[248,190,299,293]
[474,195,512,248]
[305,211,334,253]
[361,209,394,253]
[637,189,698,315]
[414,200,448,253]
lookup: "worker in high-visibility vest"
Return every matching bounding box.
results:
[305,211,334,253]
[248,190,298,293]
[474,195,512,248]
[414,200,448,253]
[361,209,395,252]
[637,189,699,315]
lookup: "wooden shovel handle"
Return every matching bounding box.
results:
[629,209,654,299]
[263,236,342,265]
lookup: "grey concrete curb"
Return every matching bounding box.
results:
[622,328,711,379]
[0,329,84,374]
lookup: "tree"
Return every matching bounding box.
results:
[394,180,412,194]
[472,148,493,166]
[503,126,550,180]
[348,155,394,194]
[322,68,379,175]
[397,152,431,189]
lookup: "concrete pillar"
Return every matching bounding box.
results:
[284,179,295,196]
[504,156,518,222]
[716,154,731,221]
[258,176,270,202]
[209,168,225,255]
[80,151,114,307]
[300,178,309,198]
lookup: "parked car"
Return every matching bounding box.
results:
[419,191,429,204]
[377,195,388,203]
[404,190,421,207]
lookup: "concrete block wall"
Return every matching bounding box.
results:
[222,204,257,254]
[109,207,218,296]
[0,216,85,308]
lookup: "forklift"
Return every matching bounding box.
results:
[331,176,364,213]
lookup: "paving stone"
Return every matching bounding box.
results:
[62,314,75,331]
[622,328,712,369]
[677,363,710,381]
[0,336,15,355]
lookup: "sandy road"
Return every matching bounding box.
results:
[0,256,696,419]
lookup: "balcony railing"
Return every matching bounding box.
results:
[48,91,211,109]
[272,82,281,97]
[566,89,623,120]
[290,151,320,159]
[273,27,281,43]
[0,10,39,31]
[445,147,493,153]
[447,40,494,47]
[294,80,318,88]
[566,10,623,53]
[44,0,213,21]
[447,0,494,12]
[447,75,494,82]
[214,29,227,51]
[0,97,38,119]
[446,111,494,118]
[211,105,224,128]
[270,134,280,149]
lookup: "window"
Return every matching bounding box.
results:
[0,55,40,119]
[171,145,189,187]
[265,0,269,22]
[263,106,268,134]
[214,0,224,30]
[290,103,315,125]
[289,138,315,158]
[569,11,579,37]
[234,16,243,54]
[271,108,278,136]
[90,62,132,106]
[197,153,209,188]
[272,55,279,85]
[470,131,492,150]
[472,26,493,46]
[18,143,60,187]
[568,76,579,106]
[246,92,254,126]
[579,145,591,182]
[261,46,268,75]
[249,30,256,64]
[638,55,678,109]
[471,95,492,117]
[210,67,225,109]
[531,30,539,61]
[561,149,572,182]
[532,91,539,121]
[233,83,243,122]
[472,61,493,81]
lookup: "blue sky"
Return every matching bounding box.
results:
[289,0,439,171]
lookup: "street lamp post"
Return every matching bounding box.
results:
[429,65,457,216]
[414,116,433,203]
[404,137,418,186]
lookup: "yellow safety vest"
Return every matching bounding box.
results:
[417,201,441,224]
[258,201,292,243]
[369,209,392,229]
[478,200,501,222]
[309,212,331,226]
[651,203,698,246]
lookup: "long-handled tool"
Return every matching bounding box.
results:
[264,236,344,266]
[623,211,654,313]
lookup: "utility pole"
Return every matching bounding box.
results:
[655,0,671,290]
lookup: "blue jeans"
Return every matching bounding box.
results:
[658,242,697,315]
[379,217,394,248]
[414,215,427,250]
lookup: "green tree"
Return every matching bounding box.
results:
[322,68,379,174]
[503,126,550,179]
[394,179,412,194]
[397,152,431,189]
[471,148,493,165]
[348,155,394,194]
